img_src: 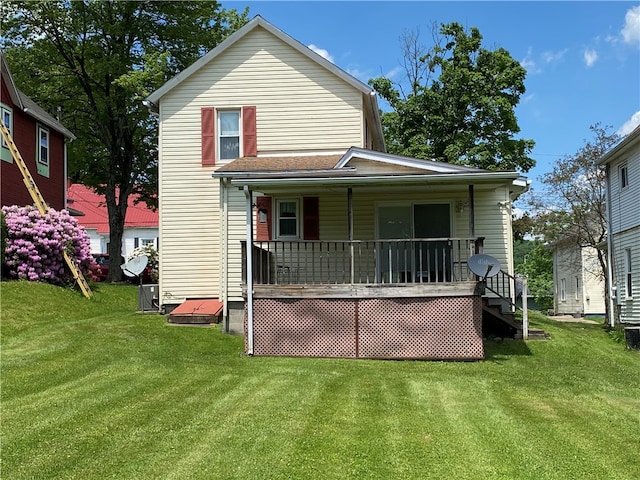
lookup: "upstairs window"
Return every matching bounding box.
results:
[1,104,13,162]
[36,125,50,177]
[218,110,240,161]
[620,163,629,189]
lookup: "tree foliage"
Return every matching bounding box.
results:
[527,123,620,320]
[369,22,535,172]
[1,1,248,280]
[515,239,553,311]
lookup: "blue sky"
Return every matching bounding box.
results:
[225,1,640,192]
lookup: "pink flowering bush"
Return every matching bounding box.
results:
[2,205,98,284]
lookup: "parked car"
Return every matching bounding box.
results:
[92,253,110,282]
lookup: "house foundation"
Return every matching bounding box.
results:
[244,295,484,360]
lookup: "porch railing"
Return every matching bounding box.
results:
[241,238,484,285]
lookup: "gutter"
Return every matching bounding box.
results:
[604,164,616,327]
[222,171,522,189]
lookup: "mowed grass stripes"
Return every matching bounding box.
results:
[2,281,639,479]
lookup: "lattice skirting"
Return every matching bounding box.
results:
[245,297,483,360]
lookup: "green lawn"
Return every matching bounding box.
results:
[2,281,639,480]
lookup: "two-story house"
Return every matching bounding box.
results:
[599,124,640,328]
[1,51,75,211]
[146,16,530,360]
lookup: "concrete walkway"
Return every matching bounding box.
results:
[549,314,599,325]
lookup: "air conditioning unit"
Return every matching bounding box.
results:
[624,327,640,350]
[138,284,159,312]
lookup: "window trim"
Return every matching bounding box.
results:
[36,124,50,177]
[275,198,300,239]
[1,104,13,163]
[217,109,241,163]
[620,163,629,190]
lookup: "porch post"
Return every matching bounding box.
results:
[348,187,354,283]
[468,184,475,238]
[243,185,255,355]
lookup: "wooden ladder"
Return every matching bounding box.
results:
[0,119,93,298]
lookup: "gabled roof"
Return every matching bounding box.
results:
[1,50,75,140]
[146,15,377,108]
[597,123,640,165]
[214,147,529,194]
[67,184,158,235]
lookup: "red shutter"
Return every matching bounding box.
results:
[303,196,320,240]
[242,105,257,157]
[201,107,216,165]
[255,195,272,241]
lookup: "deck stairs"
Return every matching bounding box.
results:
[482,270,548,340]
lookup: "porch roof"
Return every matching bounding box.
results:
[213,147,528,192]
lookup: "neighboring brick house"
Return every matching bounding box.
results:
[1,51,75,211]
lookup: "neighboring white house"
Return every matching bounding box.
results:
[552,241,606,317]
[67,183,158,258]
[599,124,640,325]
[145,16,530,359]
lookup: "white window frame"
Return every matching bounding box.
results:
[1,104,12,147]
[217,109,240,163]
[575,276,580,301]
[620,163,629,190]
[37,125,50,166]
[560,278,566,302]
[625,248,633,299]
[275,198,300,239]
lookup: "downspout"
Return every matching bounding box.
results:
[244,185,255,354]
[468,184,475,238]
[604,164,615,327]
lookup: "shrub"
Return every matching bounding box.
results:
[1,209,7,277]
[2,205,97,284]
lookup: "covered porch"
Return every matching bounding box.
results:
[215,148,527,360]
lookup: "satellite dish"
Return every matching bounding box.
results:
[467,254,501,279]
[121,255,148,277]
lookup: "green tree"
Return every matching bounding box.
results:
[515,240,553,311]
[527,124,619,321]
[2,1,248,281]
[370,23,535,172]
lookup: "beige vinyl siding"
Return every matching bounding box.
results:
[581,248,606,315]
[553,245,584,315]
[612,228,640,323]
[157,25,371,304]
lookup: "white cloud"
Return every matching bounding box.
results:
[541,49,568,64]
[583,49,598,67]
[621,6,640,46]
[308,44,334,63]
[618,111,640,137]
[385,66,403,80]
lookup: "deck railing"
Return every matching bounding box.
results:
[241,237,484,285]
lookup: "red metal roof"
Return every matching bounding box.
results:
[67,183,158,234]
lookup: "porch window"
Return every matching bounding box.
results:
[276,199,299,238]
[218,110,240,161]
[625,248,633,299]
[560,278,566,301]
